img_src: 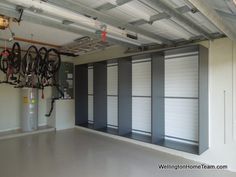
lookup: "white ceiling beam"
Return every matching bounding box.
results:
[129,5,193,26]
[215,9,236,23]
[185,0,236,42]
[140,0,213,40]
[45,0,173,45]
[95,3,117,11]
[0,3,139,47]
[129,19,149,26]
[129,5,193,25]
[149,13,171,23]
[116,0,132,6]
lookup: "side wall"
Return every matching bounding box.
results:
[0,81,52,132]
[0,56,72,132]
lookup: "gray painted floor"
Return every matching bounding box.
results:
[0,129,235,177]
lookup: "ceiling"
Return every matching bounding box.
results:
[204,0,236,33]
[0,0,235,56]
[0,20,82,49]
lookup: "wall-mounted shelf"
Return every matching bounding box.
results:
[79,123,94,129]
[97,127,119,135]
[123,132,152,143]
[156,139,199,154]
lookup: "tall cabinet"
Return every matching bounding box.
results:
[75,45,209,155]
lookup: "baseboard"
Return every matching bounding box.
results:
[0,123,47,133]
[0,126,55,140]
[0,127,20,133]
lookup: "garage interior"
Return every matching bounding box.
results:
[0,0,236,176]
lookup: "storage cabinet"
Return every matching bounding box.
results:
[75,45,209,155]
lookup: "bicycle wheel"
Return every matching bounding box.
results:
[22,45,39,75]
[11,42,21,74]
[0,49,11,74]
[37,47,47,74]
[45,48,61,74]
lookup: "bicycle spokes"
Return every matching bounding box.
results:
[0,43,61,89]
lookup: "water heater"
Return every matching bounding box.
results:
[21,88,38,132]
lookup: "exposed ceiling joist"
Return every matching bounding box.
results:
[139,0,213,40]
[95,2,117,11]
[0,3,138,48]
[177,5,195,14]
[185,0,236,42]
[47,0,173,45]
[149,12,171,23]
[129,5,194,25]
[129,19,149,26]
[215,9,236,23]
[116,0,132,6]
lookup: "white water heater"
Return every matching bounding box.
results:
[21,88,38,132]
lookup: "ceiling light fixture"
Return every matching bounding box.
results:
[0,15,9,30]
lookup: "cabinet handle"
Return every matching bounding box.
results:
[224,90,226,144]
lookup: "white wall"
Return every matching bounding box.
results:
[0,54,74,132]
[0,72,52,132]
[0,85,21,131]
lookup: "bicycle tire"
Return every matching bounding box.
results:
[11,42,21,74]
[45,48,61,74]
[0,49,11,74]
[22,45,39,75]
[37,47,48,74]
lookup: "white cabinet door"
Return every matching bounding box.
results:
[132,60,151,134]
[88,67,93,123]
[165,53,199,142]
[107,65,118,127]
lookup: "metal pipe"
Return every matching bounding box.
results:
[13,37,61,48]
[1,37,59,49]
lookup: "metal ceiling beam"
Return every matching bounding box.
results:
[215,9,236,23]
[177,5,194,14]
[140,0,213,39]
[95,3,117,11]
[149,5,194,23]
[0,3,139,48]
[149,13,171,23]
[129,19,149,26]
[116,0,133,6]
[185,0,236,42]
[130,5,194,25]
[95,0,134,11]
[47,0,173,45]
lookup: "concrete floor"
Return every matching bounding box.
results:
[0,129,235,177]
